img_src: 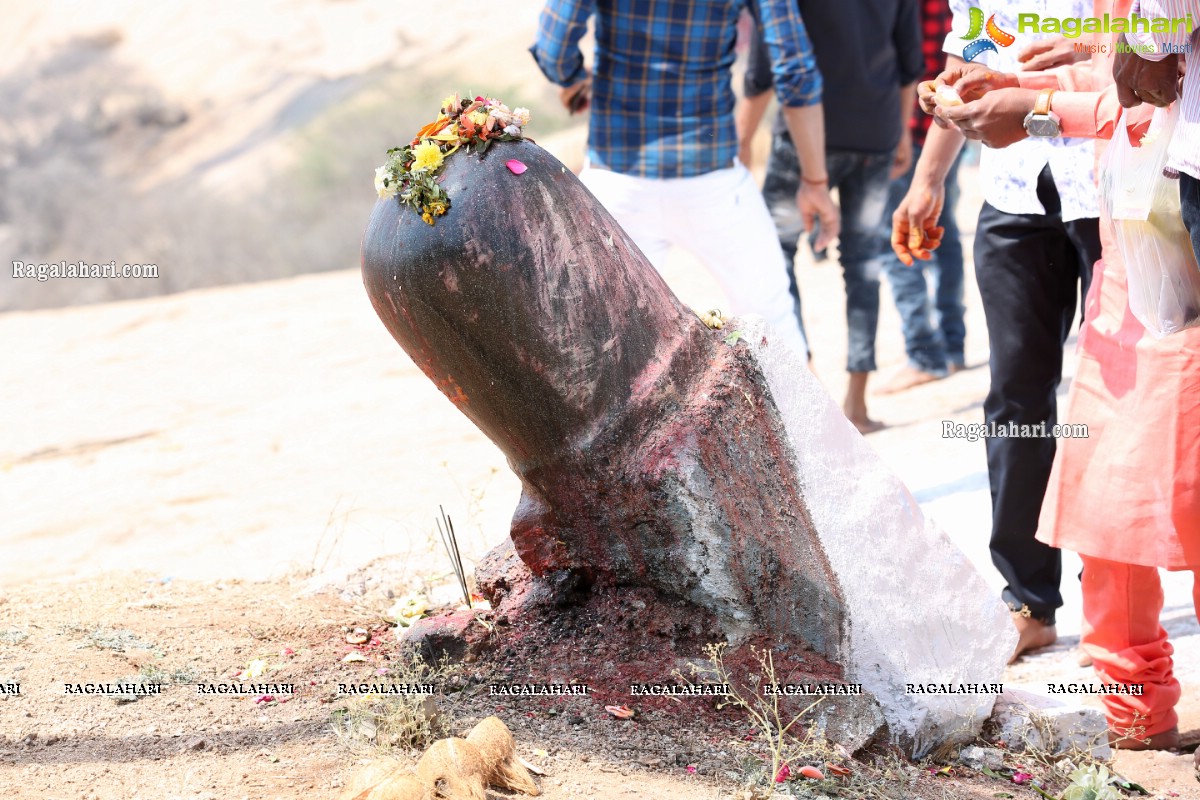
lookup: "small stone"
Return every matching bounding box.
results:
[398,609,489,662]
[183,736,207,751]
[990,687,1110,759]
[958,745,1004,770]
[806,693,888,754]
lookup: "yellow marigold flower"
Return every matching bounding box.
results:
[411,141,444,173]
[429,201,447,217]
[421,210,434,225]
[468,110,489,128]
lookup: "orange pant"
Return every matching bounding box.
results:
[1080,555,1189,737]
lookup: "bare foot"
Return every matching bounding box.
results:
[1008,613,1057,664]
[1110,726,1180,751]
[1076,647,1093,668]
[875,365,945,395]
[849,416,887,435]
[844,372,885,433]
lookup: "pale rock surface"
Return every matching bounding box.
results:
[741,316,1017,757]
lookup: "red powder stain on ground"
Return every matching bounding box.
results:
[457,578,844,731]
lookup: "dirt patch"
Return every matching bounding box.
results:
[0,572,1137,800]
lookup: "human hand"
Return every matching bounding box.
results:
[934,88,1037,148]
[917,80,942,117]
[560,75,591,114]
[951,66,1020,103]
[890,180,945,266]
[1113,39,1180,107]
[919,62,1018,126]
[738,140,754,170]
[796,182,840,252]
[1017,36,1087,71]
[890,128,914,180]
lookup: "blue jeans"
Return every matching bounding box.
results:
[762,134,893,372]
[878,145,966,374]
[1181,172,1200,263]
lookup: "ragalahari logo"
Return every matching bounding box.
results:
[961,7,1016,61]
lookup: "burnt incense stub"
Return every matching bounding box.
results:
[361,138,1014,756]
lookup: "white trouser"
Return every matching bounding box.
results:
[580,164,809,360]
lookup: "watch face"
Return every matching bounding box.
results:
[1025,115,1060,138]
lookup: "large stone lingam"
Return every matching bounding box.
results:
[361,138,1014,757]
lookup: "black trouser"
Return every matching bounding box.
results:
[1181,172,1200,263]
[974,166,1102,625]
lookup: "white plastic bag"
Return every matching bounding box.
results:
[1100,104,1200,338]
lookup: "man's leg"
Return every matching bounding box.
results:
[832,151,892,433]
[1180,172,1200,263]
[974,168,1093,660]
[761,131,809,346]
[579,167,672,271]
[932,151,966,370]
[670,164,809,359]
[1080,555,1180,747]
[879,143,950,393]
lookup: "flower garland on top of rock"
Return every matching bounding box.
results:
[374,94,532,225]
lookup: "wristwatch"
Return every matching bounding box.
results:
[1023,89,1062,138]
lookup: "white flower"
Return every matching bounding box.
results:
[513,107,531,126]
[488,107,516,126]
[375,165,398,199]
[503,124,521,137]
[1062,765,1123,800]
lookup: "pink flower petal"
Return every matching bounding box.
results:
[506,159,527,175]
[1012,772,1033,785]
[774,764,791,783]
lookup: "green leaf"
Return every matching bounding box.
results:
[724,330,744,346]
[1116,781,1149,795]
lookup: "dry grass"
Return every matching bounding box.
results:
[692,644,925,800]
[330,648,460,755]
[0,629,29,645]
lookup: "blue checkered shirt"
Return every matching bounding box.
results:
[531,0,822,178]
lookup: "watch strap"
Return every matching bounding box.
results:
[1033,89,1056,116]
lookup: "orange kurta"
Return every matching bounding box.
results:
[1034,0,1200,568]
